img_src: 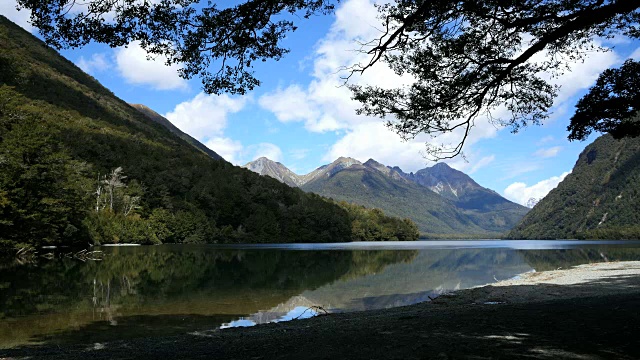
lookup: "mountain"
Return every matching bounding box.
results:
[243,157,303,187]
[393,162,525,213]
[507,134,640,240]
[2,15,407,249]
[129,104,224,161]
[245,157,529,236]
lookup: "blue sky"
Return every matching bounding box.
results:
[3,0,639,206]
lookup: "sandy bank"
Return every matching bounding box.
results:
[2,261,639,359]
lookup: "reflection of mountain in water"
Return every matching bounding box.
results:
[3,245,640,347]
[229,246,640,326]
[0,246,415,347]
[302,249,532,312]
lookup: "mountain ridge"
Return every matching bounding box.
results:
[129,104,224,161]
[507,134,640,239]
[244,157,529,236]
[0,15,418,249]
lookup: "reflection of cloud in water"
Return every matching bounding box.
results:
[221,306,318,329]
[220,319,256,329]
[273,306,318,322]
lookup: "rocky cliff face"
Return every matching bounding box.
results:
[243,157,303,187]
[394,163,523,212]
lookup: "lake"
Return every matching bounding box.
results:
[2,240,640,348]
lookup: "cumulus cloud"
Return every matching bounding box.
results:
[165,93,249,163]
[534,146,563,158]
[1,1,32,32]
[258,0,621,173]
[77,53,110,74]
[504,171,570,206]
[248,143,283,163]
[204,137,244,165]
[258,85,319,125]
[164,93,247,141]
[115,41,187,90]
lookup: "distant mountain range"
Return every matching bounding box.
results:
[507,134,640,239]
[244,157,529,236]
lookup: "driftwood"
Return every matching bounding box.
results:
[293,306,329,320]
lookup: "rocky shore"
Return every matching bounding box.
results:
[3,261,640,359]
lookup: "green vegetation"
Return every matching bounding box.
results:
[0,246,417,346]
[507,134,640,240]
[0,16,417,253]
[336,201,419,241]
[302,166,522,237]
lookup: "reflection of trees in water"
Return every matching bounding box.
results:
[0,247,418,321]
[519,248,640,271]
[0,247,417,346]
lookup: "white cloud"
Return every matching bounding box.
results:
[249,143,283,162]
[323,123,430,172]
[205,137,243,165]
[536,135,555,145]
[258,85,319,124]
[165,93,249,164]
[115,41,186,90]
[534,146,563,158]
[77,53,110,74]
[290,148,310,160]
[1,1,32,32]
[164,93,247,141]
[542,45,620,105]
[504,171,570,206]
[629,47,640,61]
[467,155,496,174]
[255,0,631,176]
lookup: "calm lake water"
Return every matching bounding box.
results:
[2,240,640,348]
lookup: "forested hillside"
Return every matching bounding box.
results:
[301,160,504,236]
[0,16,417,251]
[507,134,640,239]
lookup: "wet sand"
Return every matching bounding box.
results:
[2,261,639,359]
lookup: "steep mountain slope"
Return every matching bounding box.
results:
[243,157,303,187]
[245,156,528,236]
[301,158,482,235]
[394,163,504,208]
[130,104,224,161]
[0,15,356,247]
[507,134,640,239]
[393,162,529,223]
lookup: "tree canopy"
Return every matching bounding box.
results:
[16,0,640,158]
[567,59,640,141]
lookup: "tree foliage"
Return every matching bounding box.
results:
[0,17,417,253]
[349,0,640,158]
[507,134,640,240]
[567,59,640,141]
[14,0,640,158]
[17,0,336,95]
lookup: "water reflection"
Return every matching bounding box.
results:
[1,242,640,348]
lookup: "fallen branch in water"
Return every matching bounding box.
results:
[293,306,329,320]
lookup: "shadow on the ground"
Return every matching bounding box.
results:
[2,272,639,359]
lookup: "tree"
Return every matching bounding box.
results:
[567,59,640,141]
[349,0,640,158]
[17,0,336,95]
[16,0,640,158]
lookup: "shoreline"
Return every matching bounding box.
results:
[3,261,640,359]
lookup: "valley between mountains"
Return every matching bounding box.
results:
[243,156,530,237]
